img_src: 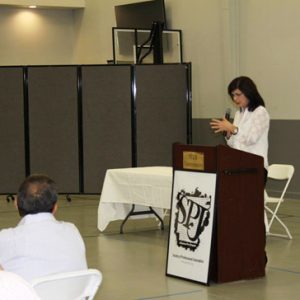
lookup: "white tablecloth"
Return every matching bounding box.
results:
[97,166,173,231]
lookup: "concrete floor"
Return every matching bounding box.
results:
[0,195,299,300]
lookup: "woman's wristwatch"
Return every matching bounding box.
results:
[232,127,239,135]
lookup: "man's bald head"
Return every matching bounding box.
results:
[17,174,58,217]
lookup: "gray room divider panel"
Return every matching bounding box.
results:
[28,66,79,193]
[81,65,132,193]
[135,64,190,166]
[0,67,26,193]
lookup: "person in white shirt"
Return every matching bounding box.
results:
[211,76,269,266]
[210,76,270,183]
[0,174,88,282]
[0,270,41,300]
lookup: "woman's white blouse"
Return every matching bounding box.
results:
[226,106,270,169]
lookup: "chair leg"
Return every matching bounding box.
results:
[268,200,283,228]
[270,214,292,239]
[267,232,292,239]
[264,209,270,233]
[265,205,292,239]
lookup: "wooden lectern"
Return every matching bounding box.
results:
[173,143,266,283]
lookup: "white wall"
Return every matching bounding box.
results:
[239,0,300,119]
[72,0,117,64]
[0,7,75,65]
[165,0,227,119]
[0,0,85,8]
[0,0,300,120]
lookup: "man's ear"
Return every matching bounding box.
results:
[52,203,58,215]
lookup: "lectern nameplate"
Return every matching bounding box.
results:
[183,151,204,171]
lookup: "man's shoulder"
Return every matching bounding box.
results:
[56,219,79,230]
[53,219,82,236]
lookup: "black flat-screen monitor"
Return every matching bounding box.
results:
[115,0,167,29]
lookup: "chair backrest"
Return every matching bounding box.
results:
[268,164,294,181]
[31,269,102,300]
[267,164,294,201]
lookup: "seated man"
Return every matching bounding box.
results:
[0,174,87,281]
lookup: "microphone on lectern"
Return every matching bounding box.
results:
[223,108,231,136]
[225,108,231,120]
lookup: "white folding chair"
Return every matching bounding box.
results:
[264,164,295,239]
[31,269,102,300]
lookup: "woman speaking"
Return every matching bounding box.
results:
[210,76,270,183]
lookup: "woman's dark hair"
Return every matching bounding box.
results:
[227,76,265,111]
[17,174,58,217]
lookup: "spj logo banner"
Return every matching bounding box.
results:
[174,188,211,251]
[166,170,216,284]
